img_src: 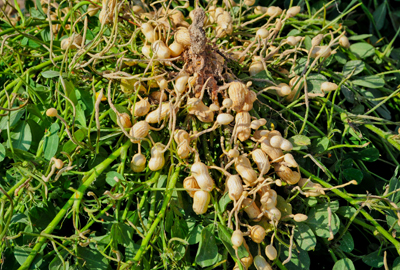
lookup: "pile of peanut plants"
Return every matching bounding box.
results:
[1,0,400,269]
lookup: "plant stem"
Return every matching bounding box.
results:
[132,166,181,262]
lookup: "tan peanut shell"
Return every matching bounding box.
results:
[193,190,210,215]
[235,155,258,186]
[150,91,167,103]
[242,198,261,221]
[273,163,300,185]
[260,138,284,160]
[183,176,200,197]
[187,98,214,123]
[148,143,165,171]
[229,81,248,111]
[191,161,215,192]
[133,99,150,117]
[131,153,146,172]
[250,225,266,243]
[252,149,270,175]
[254,255,273,270]
[130,121,149,143]
[145,103,174,124]
[226,175,243,201]
[235,111,251,142]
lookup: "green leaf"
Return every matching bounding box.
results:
[373,3,387,31]
[63,79,78,105]
[333,258,355,270]
[276,195,292,217]
[11,121,32,151]
[43,122,60,160]
[0,109,25,130]
[306,73,327,94]
[0,144,5,162]
[393,257,400,270]
[106,171,124,187]
[362,251,384,268]
[41,70,60,78]
[111,222,134,247]
[352,75,385,88]
[338,231,354,253]
[75,103,87,127]
[218,192,232,213]
[195,224,219,267]
[343,168,363,184]
[343,60,365,77]
[294,223,316,251]
[312,136,330,153]
[306,202,340,238]
[350,42,375,58]
[289,135,311,150]
[336,206,357,219]
[14,246,43,269]
[62,129,85,153]
[280,245,310,270]
[341,86,355,103]
[10,213,29,225]
[217,224,248,259]
[48,250,69,270]
[359,148,379,162]
[388,167,400,203]
[77,246,108,269]
[187,224,203,245]
[348,34,373,40]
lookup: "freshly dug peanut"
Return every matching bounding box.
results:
[321,82,338,93]
[229,81,248,111]
[183,176,200,197]
[145,103,174,124]
[266,207,281,222]
[129,121,149,143]
[273,163,300,185]
[193,190,210,215]
[148,143,165,171]
[175,27,191,47]
[231,229,244,248]
[130,153,146,172]
[286,6,301,18]
[293,213,308,222]
[133,98,150,117]
[118,113,132,128]
[254,255,273,270]
[235,155,258,186]
[226,175,243,201]
[235,111,251,142]
[265,244,277,260]
[260,138,284,161]
[283,153,298,167]
[260,189,277,210]
[242,198,262,221]
[249,57,264,76]
[153,40,171,59]
[187,98,214,123]
[61,35,83,50]
[141,22,158,43]
[298,178,325,197]
[250,118,267,130]
[339,35,350,49]
[216,113,234,125]
[191,161,215,192]
[177,140,191,159]
[242,90,257,111]
[250,225,266,243]
[174,73,189,94]
[252,149,270,175]
[150,91,167,103]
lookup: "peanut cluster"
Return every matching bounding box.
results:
[43,1,355,268]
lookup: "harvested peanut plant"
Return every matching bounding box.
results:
[1,0,400,269]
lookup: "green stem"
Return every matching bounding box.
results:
[132,166,181,262]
